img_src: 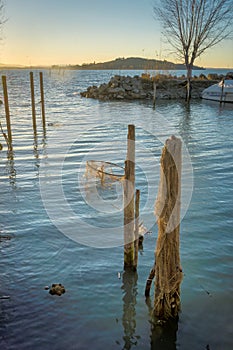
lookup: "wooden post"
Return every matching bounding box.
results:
[2,76,13,150]
[153,135,183,320]
[124,160,135,270]
[127,124,135,167]
[153,80,156,108]
[124,125,135,270]
[39,72,46,129]
[30,72,37,134]
[134,189,140,268]
[220,79,224,105]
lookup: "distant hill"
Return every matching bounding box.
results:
[0,63,26,69]
[0,57,205,70]
[65,57,204,71]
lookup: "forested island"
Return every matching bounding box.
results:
[53,57,205,71]
[0,57,205,71]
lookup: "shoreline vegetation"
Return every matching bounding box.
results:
[0,57,205,70]
[80,72,225,101]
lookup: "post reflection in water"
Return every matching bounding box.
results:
[33,127,47,170]
[6,150,16,188]
[121,270,140,350]
[146,297,178,350]
[150,317,178,350]
[33,134,39,161]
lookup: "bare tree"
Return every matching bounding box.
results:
[0,0,6,41]
[154,0,233,100]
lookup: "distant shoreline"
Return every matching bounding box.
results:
[0,56,206,71]
[1,65,232,71]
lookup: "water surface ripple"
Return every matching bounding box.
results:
[0,69,233,350]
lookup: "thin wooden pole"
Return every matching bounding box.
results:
[145,265,156,297]
[153,80,156,109]
[127,124,135,167]
[124,160,135,270]
[30,72,37,134]
[134,189,140,269]
[153,135,183,320]
[220,78,224,105]
[39,72,46,129]
[124,124,135,270]
[2,76,13,149]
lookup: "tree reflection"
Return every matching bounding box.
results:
[178,101,192,143]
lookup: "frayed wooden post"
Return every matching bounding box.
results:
[30,72,37,134]
[124,125,135,270]
[153,135,183,320]
[2,76,13,150]
[39,72,46,129]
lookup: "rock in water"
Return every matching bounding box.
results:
[49,283,65,296]
[80,74,220,101]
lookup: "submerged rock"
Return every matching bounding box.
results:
[80,74,219,101]
[0,234,12,242]
[49,283,66,296]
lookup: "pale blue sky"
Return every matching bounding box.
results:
[1,0,233,67]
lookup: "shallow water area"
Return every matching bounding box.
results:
[0,69,233,349]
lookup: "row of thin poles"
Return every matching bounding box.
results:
[1,72,46,151]
[30,71,46,133]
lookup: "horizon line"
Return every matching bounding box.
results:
[0,64,232,70]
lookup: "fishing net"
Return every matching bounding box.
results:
[83,160,125,212]
[153,136,183,320]
[85,160,125,186]
[84,160,148,239]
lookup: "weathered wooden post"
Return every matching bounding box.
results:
[153,80,156,109]
[2,76,13,150]
[153,135,183,320]
[124,125,135,270]
[39,72,46,129]
[134,189,140,268]
[30,72,37,134]
[220,79,225,105]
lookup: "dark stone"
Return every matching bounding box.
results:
[49,283,65,296]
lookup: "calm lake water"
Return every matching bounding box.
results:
[0,69,233,350]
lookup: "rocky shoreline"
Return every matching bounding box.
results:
[80,73,221,101]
